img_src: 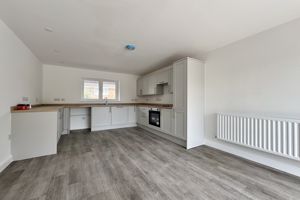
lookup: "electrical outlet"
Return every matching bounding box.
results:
[54,98,60,102]
[61,98,65,102]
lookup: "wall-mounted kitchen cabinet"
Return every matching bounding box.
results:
[137,66,172,96]
[156,68,170,85]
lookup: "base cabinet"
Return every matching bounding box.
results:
[92,107,111,129]
[11,111,59,160]
[70,108,91,130]
[173,111,186,140]
[92,106,136,131]
[128,106,137,123]
[112,107,128,125]
[161,109,173,135]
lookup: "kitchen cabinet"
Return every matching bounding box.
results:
[11,110,60,160]
[63,108,70,134]
[173,57,205,149]
[112,106,128,125]
[173,59,187,140]
[137,78,143,96]
[128,106,137,123]
[70,108,90,130]
[136,72,164,96]
[136,58,204,149]
[141,75,160,96]
[161,109,173,135]
[91,107,111,131]
[92,106,137,131]
[156,68,171,85]
[70,115,90,130]
[57,109,64,142]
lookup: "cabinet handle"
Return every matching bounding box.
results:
[109,106,112,113]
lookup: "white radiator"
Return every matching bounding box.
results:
[217,113,300,161]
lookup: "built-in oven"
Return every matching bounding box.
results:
[149,109,160,127]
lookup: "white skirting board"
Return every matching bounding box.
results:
[0,155,13,173]
[138,124,186,147]
[206,139,300,177]
[91,124,137,132]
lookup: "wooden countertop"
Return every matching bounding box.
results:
[11,106,64,113]
[11,103,173,113]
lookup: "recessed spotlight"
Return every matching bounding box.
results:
[44,27,54,32]
[125,44,136,50]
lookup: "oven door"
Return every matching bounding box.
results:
[149,110,161,127]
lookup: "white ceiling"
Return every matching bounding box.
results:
[1,0,300,75]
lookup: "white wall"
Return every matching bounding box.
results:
[0,19,42,171]
[205,18,300,176]
[43,65,138,103]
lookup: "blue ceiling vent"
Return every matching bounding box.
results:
[125,44,136,51]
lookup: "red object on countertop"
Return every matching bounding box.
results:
[16,104,31,110]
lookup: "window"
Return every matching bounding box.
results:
[82,79,119,101]
[103,81,117,100]
[83,80,99,100]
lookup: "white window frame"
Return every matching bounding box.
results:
[81,78,120,102]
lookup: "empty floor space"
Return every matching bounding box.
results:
[1,128,300,200]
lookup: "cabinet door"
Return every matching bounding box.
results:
[148,75,157,95]
[91,107,111,130]
[128,106,137,124]
[112,107,129,125]
[174,111,186,140]
[156,69,170,85]
[70,115,90,130]
[173,60,187,110]
[173,60,187,140]
[63,108,70,134]
[142,75,157,95]
[161,109,173,135]
[57,109,63,141]
[141,76,149,95]
[168,68,173,94]
[137,78,143,96]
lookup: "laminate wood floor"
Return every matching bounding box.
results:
[1,127,300,200]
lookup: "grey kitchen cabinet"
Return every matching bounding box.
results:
[111,106,128,125]
[92,106,137,131]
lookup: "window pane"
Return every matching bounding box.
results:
[103,81,116,100]
[83,80,99,100]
